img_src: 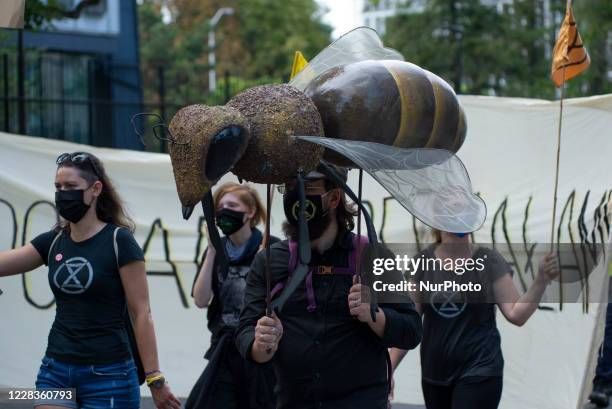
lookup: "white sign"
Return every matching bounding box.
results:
[1,93,611,408]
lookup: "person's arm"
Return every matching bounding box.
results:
[378,303,422,350]
[193,247,215,308]
[495,253,558,327]
[236,251,283,364]
[251,313,283,363]
[389,347,409,372]
[385,257,427,406]
[349,261,423,350]
[0,245,44,277]
[387,286,423,371]
[348,279,422,349]
[353,302,422,350]
[386,297,423,407]
[119,261,180,409]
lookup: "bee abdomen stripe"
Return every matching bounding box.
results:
[382,60,435,149]
[424,70,460,149]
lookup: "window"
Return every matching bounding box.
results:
[1,51,93,145]
[83,0,107,17]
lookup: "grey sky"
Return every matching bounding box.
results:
[316,0,364,39]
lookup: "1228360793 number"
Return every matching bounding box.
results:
[1,388,75,401]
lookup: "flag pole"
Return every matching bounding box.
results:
[550,66,566,252]
[548,0,589,311]
[551,67,566,311]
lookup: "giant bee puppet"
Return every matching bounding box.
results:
[134,28,486,319]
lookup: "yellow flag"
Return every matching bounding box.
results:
[290,51,309,80]
[551,1,590,87]
[0,0,25,29]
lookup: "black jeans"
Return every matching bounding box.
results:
[594,302,612,385]
[422,376,503,409]
[186,335,275,409]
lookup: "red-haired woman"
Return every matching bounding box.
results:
[0,152,180,409]
[188,182,278,409]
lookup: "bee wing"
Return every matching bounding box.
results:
[295,136,486,233]
[290,27,404,91]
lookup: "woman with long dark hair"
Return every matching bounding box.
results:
[187,182,277,409]
[390,229,559,409]
[0,152,180,409]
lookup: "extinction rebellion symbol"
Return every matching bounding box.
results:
[430,290,467,318]
[291,200,317,221]
[53,257,94,294]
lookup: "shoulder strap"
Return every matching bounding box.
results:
[270,241,298,299]
[284,234,369,277]
[334,234,369,275]
[272,234,370,309]
[287,240,298,274]
[114,225,146,384]
[47,231,63,266]
[112,227,120,270]
[283,239,317,312]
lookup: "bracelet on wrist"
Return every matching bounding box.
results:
[146,373,164,383]
[146,373,166,388]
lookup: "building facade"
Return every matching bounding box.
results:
[362,0,424,35]
[1,0,143,150]
[361,0,514,35]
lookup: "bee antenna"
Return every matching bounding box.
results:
[130,113,189,147]
[130,112,152,148]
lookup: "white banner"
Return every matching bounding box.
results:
[1,93,611,408]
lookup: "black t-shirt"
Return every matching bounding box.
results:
[413,245,512,385]
[31,223,145,365]
[237,229,423,409]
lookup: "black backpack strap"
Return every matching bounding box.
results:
[112,227,120,269]
[113,226,146,386]
[47,231,63,266]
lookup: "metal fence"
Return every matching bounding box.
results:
[1,50,283,153]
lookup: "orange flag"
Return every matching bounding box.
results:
[551,0,590,87]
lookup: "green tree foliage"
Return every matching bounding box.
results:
[138,0,332,108]
[383,0,611,98]
[568,0,612,97]
[24,0,102,30]
[237,0,332,78]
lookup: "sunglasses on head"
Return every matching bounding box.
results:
[56,152,101,179]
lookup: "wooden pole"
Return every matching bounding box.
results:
[550,66,566,251]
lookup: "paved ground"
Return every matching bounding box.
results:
[4,396,610,408]
[135,399,426,409]
[3,398,610,408]
[5,392,608,409]
[0,397,426,408]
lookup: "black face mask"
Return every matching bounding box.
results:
[55,189,91,224]
[216,208,247,236]
[283,189,330,240]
